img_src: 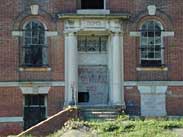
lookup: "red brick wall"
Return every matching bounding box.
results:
[0,88,23,117]
[124,86,140,115]
[0,122,23,137]
[0,0,183,81]
[48,87,65,116]
[0,87,65,136]
[122,0,183,81]
[0,0,19,81]
[0,0,66,82]
[17,108,78,137]
[50,21,65,81]
[166,86,183,116]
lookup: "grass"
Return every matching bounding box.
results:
[48,115,183,137]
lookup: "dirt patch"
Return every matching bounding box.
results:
[61,129,97,137]
[172,128,183,137]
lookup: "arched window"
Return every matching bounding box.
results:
[22,21,48,67]
[140,20,163,67]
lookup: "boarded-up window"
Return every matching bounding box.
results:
[24,95,46,130]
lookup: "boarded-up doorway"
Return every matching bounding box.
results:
[78,65,109,105]
[24,95,46,130]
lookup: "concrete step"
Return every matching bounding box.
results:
[81,112,119,117]
[79,105,123,120]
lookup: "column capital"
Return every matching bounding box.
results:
[110,31,122,37]
[64,29,79,35]
[64,31,77,37]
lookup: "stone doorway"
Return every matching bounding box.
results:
[78,66,109,105]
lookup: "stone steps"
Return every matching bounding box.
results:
[79,105,123,120]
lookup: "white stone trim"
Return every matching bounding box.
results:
[64,33,69,105]
[51,81,65,87]
[2,81,183,87]
[12,31,23,37]
[20,87,50,94]
[138,86,167,116]
[65,32,78,105]
[138,86,167,94]
[77,9,110,15]
[129,32,141,37]
[124,81,183,86]
[19,67,52,72]
[136,67,168,71]
[111,33,122,105]
[45,95,48,118]
[0,81,64,87]
[104,0,107,10]
[0,82,19,87]
[30,4,39,15]
[162,31,175,37]
[64,19,122,33]
[45,31,58,37]
[0,117,23,123]
[130,31,174,37]
[147,5,156,16]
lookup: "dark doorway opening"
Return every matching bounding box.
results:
[81,0,104,9]
[78,92,89,103]
[24,95,46,130]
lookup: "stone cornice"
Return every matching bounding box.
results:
[58,13,130,20]
[124,81,183,86]
[0,81,65,87]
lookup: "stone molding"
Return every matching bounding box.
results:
[138,86,167,94]
[20,86,50,94]
[64,19,122,33]
[0,81,64,87]
[124,81,183,86]
[0,117,23,123]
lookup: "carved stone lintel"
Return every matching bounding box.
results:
[20,86,50,94]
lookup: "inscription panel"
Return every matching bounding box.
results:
[81,20,107,28]
[138,86,167,116]
[141,94,166,116]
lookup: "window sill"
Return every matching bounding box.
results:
[78,51,107,54]
[19,67,51,72]
[136,67,168,71]
[77,9,110,15]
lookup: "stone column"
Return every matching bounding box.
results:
[65,32,78,105]
[111,32,123,106]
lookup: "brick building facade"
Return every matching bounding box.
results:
[0,0,182,136]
